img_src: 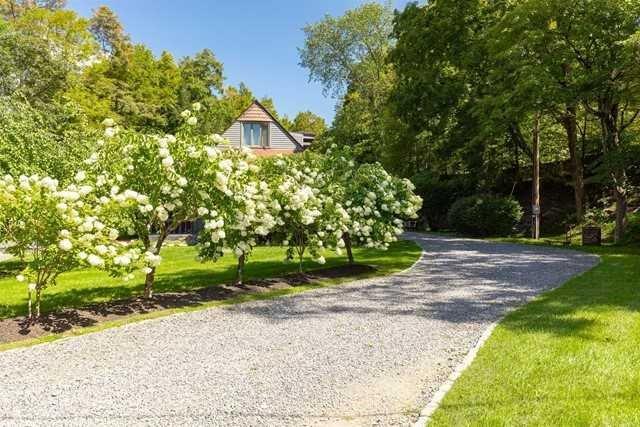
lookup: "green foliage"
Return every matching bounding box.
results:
[623,212,640,245]
[448,195,523,237]
[300,2,395,165]
[412,172,475,231]
[177,48,224,103]
[289,110,327,136]
[430,241,640,425]
[0,97,92,181]
[0,12,77,101]
[319,90,383,163]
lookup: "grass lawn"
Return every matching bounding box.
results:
[0,240,421,320]
[429,238,640,426]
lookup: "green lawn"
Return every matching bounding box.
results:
[0,240,421,320]
[429,239,640,426]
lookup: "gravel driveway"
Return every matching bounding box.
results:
[0,233,598,427]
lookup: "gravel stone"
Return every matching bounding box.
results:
[0,233,598,426]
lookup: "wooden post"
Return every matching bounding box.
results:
[532,113,541,240]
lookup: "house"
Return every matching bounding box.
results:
[222,100,314,156]
[174,100,316,236]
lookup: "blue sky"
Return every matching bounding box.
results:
[68,0,410,123]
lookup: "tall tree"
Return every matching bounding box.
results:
[89,5,129,55]
[290,111,327,136]
[545,0,640,242]
[0,0,65,20]
[299,2,393,99]
[300,2,395,161]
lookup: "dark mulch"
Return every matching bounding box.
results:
[0,263,376,345]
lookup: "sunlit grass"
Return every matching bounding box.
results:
[429,239,640,426]
[0,240,421,320]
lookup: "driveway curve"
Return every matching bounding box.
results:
[0,233,598,426]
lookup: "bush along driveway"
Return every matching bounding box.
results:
[0,233,597,426]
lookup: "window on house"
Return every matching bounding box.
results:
[242,122,268,147]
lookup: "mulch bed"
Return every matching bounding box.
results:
[0,263,376,345]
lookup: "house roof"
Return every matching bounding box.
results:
[227,100,304,151]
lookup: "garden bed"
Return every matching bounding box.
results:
[0,263,375,345]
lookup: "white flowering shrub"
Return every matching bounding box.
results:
[86,104,229,298]
[197,148,279,284]
[321,145,423,262]
[260,152,350,272]
[0,174,139,319]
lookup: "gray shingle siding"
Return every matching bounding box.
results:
[268,122,297,149]
[222,121,241,147]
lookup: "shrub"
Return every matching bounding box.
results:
[411,172,474,230]
[622,212,640,245]
[448,195,522,237]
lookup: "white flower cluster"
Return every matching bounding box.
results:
[0,174,141,299]
[85,112,239,279]
[262,153,352,265]
[324,147,422,251]
[198,148,278,262]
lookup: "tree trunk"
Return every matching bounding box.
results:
[27,289,32,320]
[35,288,41,319]
[142,228,168,299]
[344,233,354,265]
[143,267,156,299]
[562,105,584,222]
[531,114,541,240]
[235,253,245,285]
[295,230,305,273]
[600,103,627,243]
[614,180,628,244]
[298,251,304,273]
[510,127,521,196]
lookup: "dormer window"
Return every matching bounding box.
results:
[242,122,269,147]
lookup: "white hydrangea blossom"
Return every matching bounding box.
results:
[321,145,422,254]
[0,174,140,319]
[197,148,279,283]
[261,152,351,271]
[84,109,233,297]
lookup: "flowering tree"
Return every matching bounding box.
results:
[261,152,350,272]
[197,148,280,284]
[0,174,139,319]
[87,104,228,298]
[321,145,423,263]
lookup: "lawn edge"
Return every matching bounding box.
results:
[411,235,601,427]
[413,321,499,427]
[0,240,424,354]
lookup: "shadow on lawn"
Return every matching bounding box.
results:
[496,249,640,341]
[0,260,380,342]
